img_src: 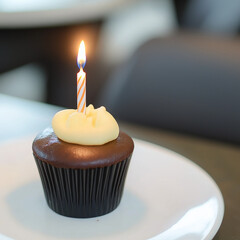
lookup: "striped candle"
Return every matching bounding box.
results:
[77,68,86,113]
[77,41,86,113]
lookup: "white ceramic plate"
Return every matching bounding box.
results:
[0,137,224,240]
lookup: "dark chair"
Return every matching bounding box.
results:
[99,33,240,144]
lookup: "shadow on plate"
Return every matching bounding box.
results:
[6,180,147,239]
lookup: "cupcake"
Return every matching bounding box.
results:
[32,105,134,218]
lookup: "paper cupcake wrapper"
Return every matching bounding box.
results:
[34,155,132,218]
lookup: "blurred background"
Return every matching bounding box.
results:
[1,0,240,144]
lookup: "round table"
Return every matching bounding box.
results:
[0,93,240,239]
[0,0,132,28]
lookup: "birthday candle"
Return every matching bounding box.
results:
[77,41,86,113]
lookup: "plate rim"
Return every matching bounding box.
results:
[133,138,224,240]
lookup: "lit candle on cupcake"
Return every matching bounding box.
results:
[32,40,134,218]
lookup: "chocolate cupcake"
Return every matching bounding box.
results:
[32,105,134,218]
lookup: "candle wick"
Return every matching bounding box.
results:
[79,61,86,70]
[77,59,86,70]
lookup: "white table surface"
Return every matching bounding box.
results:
[0,94,224,240]
[0,94,62,142]
[0,94,238,239]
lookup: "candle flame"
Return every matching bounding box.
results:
[77,40,86,69]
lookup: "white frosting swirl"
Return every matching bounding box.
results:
[52,105,119,145]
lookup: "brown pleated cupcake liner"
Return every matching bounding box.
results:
[34,156,132,218]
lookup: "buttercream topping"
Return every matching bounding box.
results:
[52,105,119,145]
